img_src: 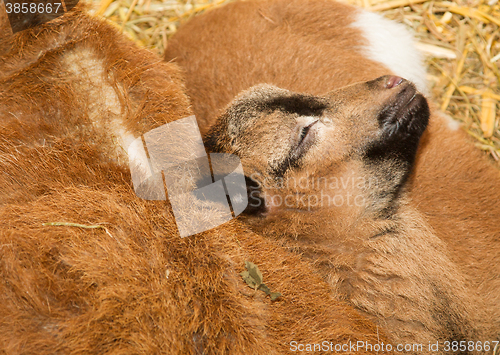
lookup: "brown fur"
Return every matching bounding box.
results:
[0,3,387,354]
[165,0,388,136]
[165,0,500,350]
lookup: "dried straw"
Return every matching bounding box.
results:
[91,0,500,164]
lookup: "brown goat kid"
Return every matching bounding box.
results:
[206,77,481,351]
[0,3,388,354]
[165,0,500,351]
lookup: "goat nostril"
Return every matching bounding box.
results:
[386,76,403,89]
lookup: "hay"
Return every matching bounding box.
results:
[90,0,500,164]
[90,0,233,55]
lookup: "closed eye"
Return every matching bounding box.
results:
[298,126,310,146]
[296,120,318,150]
[270,120,319,177]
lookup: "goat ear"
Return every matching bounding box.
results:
[239,84,328,118]
[203,130,220,152]
[204,116,230,153]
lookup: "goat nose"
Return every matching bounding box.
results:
[385,76,404,89]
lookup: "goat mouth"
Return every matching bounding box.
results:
[378,83,428,139]
[365,83,429,167]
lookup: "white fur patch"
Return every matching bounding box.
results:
[63,48,134,161]
[351,10,429,95]
[438,111,462,131]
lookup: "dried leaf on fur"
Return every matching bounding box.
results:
[258,283,271,294]
[257,280,281,300]
[240,261,262,289]
[240,270,257,289]
[246,261,263,286]
[270,292,282,301]
[240,261,281,301]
